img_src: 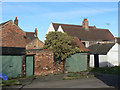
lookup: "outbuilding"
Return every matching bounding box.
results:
[88,42,120,67]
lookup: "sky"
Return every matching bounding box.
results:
[2,2,118,42]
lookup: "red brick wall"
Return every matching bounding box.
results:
[27,49,65,75]
[27,49,54,75]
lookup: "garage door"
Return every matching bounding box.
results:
[1,55,22,78]
[66,53,87,72]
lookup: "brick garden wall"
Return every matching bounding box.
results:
[27,49,61,75]
[26,49,65,75]
[34,49,54,75]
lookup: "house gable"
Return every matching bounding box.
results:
[1,20,26,48]
[107,43,120,66]
[26,30,44,50]
[46,23,56,34]
[57,25,64,33]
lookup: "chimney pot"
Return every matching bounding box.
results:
[14,17,18,26]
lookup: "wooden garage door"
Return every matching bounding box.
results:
[66,53,87,72]
[1,55,22,78]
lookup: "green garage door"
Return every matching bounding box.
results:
[26,56,34,76]
[66,53,87,72]
[1,55,22,78]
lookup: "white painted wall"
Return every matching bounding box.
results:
[57,25,64,33]
[89,43,120,67]
[107,43,120,66]
[90,55,108,67]
[99,55,108,67]
[46,23,55,34]
[90,55,94,67]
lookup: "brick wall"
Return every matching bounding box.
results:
[27,49,65,75]
[27,49,54,75]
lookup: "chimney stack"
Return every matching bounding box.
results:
[35,28,38,37]
[82,18,89,29]
[14,17,18,26]
[93,25,96,28]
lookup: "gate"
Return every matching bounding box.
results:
[66,53,87,72]
[26,55,34,76]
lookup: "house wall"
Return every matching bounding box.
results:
[90,55,108,67]
[107,43,120,66]
[46,23,55,34]
[26,38,44,50]
[99,55,108,67]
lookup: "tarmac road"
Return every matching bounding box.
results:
[3,73,119,89]
[22,77,110,88]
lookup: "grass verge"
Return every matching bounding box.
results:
[1,79,21,87]
[89,66,120,75]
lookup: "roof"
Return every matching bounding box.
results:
[52,23,114,41]
[26,32,36,44]
[0,20,10,27]
[26,32,44,44]
[1,20,26,48]
[73,37,89,52]
[88,43,115,55]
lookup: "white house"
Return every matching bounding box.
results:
[46,19,115,48]
[88,42,120,67]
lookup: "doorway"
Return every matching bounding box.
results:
[94,54,99,67]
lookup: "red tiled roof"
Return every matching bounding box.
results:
[52,23,114,41]
[1,20,26,47]
[73,37,90,52]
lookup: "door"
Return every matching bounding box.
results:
[1,55,22,78]
[94,54,99,67]
[66,53,87,72]
[26,56,34,76]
